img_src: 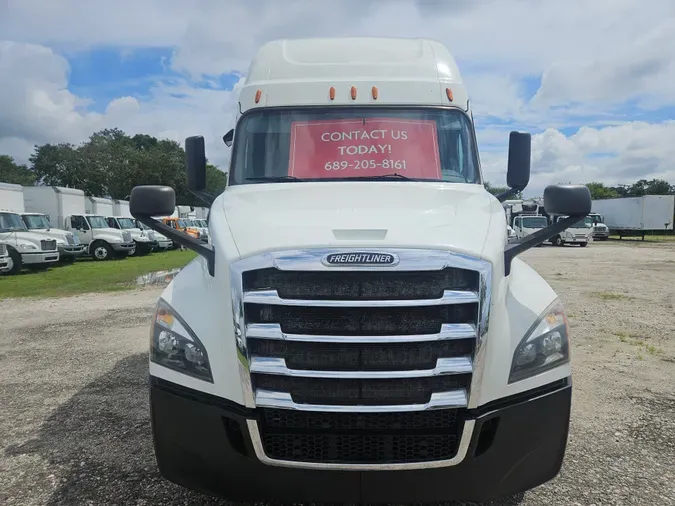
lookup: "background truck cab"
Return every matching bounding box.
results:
[20,212,86,263]
[0,210,59,274]
[549,216,593,247]
[512,215,549,241]
[160,217,200,247]
[105,216,158,256]
[64,214,135,260]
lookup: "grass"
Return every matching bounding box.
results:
[591,291,632,301]
[609,234,675,243]
[614,331,663,357]
[0,250,197,299]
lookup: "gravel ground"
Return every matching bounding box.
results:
[1,240,674,506]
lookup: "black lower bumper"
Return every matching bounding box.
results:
[150,377,571,504]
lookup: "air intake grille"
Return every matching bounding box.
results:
[40,240,57,251]
[122,231,132,243]
[0,243,6,256]
[235,249,486,465]
[66,234,75,245]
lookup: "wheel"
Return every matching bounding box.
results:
[60,255,77,264]
[91,241,113,261]
[27,264,51,271]
[4,248,23,274]
[579,242,588,247]
[553,235,564,247]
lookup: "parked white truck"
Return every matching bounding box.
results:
[104,199,160,255]
[22,186,87,262]
[113,199,173,250]
[592,195,675,240]
[129,38,592,504]
[0,183,60,273]
[0,240,9,271]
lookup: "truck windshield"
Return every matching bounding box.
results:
[0,212,28,232]
[22,214,51,230]
[571,217,593,228]
[117,218,137,229]
[87,216,109,229]
[521,217,548,228]
[229,107,480,185]
[137,221,150,230]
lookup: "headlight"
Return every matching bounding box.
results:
[509,299,570,383]
[19,243,38,250]
[151,299,212,382]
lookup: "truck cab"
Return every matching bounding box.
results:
[587,212,609,240]
[129,37,592,504]
[161,217,201,246]
[550,215,593,247]
[136,220,173,250]
[20,212,86,263]
[105,216,158,255]
[184,218,210,242]
[0,210,60,274]
[64,214,136,260]
[512,214,549,241]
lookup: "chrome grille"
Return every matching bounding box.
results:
[231,248,491,468]
[66,234,75,245]
[40,239,57,251]
[0,243,6,256]
[122,231,132,243]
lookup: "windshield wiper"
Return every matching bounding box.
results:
[353,173,415,181]
[245,176,301,182]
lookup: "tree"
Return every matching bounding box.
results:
[27,129,226,202]
[585,182,619,200]
[0,155,37,185]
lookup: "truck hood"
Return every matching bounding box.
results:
[26,228,75,244]
[0,230,57,247]
[220,182,496,259]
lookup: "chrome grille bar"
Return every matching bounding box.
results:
[250,356,473,378]
[243,289,479,307]
[255,389,468,412]
[246,322,477,343]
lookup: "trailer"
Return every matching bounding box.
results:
[591,195,675,240]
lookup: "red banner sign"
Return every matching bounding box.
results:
[288,118,441,179]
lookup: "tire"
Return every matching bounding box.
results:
[580,242,588,247]
[553,235,564,247]
[91,241,113,261]
[27,264,50,271]
[4,248,23,275]
[60,255,77,264]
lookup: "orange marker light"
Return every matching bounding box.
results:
[329,87,336,100]
[255,89,262,103]
[351,86,357,100]
[446,88,454,102]
[372,86,378,100]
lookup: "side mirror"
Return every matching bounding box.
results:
[130,186,176,217]
[186,135,206,192]
[504,183,591,275]
[223,129,234,147]
[543,184,592,216]
[130,184,215,276]
[506,131,531,190]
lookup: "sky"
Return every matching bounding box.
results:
[1,0,674,197]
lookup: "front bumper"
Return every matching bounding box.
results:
[59,245,86,257]
[20,251,60,264]
[150,376,572,503]
[156,240,173,249]
[0,258,8,269]
[110,242,136,252]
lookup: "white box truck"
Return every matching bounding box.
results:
[21,186,87,262]
[0,182,60,274]
[113,199,173,251]
[128,37,593,504]
[592,195,675,239]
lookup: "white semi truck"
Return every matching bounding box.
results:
[129,38,592,504]
[0,183,60,273]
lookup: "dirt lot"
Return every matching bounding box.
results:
[1,241,674,506]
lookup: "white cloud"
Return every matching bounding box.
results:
[0,0,673,189]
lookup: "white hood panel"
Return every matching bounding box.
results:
[221,182,497,260]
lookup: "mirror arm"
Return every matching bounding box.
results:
[495,187,524,203]
[133,214,215,276]
[504,213,589,275]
